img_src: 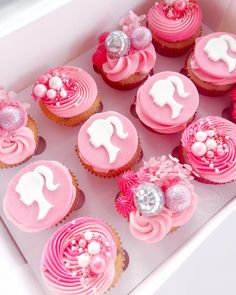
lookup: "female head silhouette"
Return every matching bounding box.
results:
[87,116,128,163]
[204,35,236,72]
[149,75,189,119]
[15,165,59,221]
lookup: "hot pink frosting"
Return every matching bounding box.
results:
[0,127,36,165]
[32,66,98,118]
[181,116,236,183]
[191,33,236,86]
[136,71,199,134]
[147,0,202,42]
[3,160,76,232]
[78,111,138,173]
[41,217,118,295]
[129,208,172,243]
[102,44,156,82]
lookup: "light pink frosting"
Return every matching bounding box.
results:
[78,111,138,173]
[41,217,118,295]
[147,1,202,42]
[3,160,76,232]
[0,127,36,165]
[181,116,236,183]
[102,44,156,82]
[136,71,199,133]
[129,208,172,243]
[32,66,98,118]
[191,33,236,85]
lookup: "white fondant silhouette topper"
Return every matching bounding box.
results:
[149,75,190,119]
[87,116,128,164]
[15,166,59,221]
[204,34,236,72]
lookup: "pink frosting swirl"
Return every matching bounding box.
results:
[129,208,172,243]
[102,44,156,82]
[0,127,36,165]
[147,1,202,42]
[181,116,236,183]
[32,66,97,118]
[41,217,118,295]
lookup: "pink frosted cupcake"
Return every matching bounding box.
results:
[0,86,38,168]
[147,0,202,56]
[92,11,156,90]
[135,71,199,134]
[41,217,124,295]
[185,32,236,96]
[32,66,101,126]
[116,155,198,243]
[3,160,79,232]
[76,111,140,177]
[181,116,236,184]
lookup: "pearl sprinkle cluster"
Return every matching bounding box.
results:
[190,127,230,173]
[33,70,79,106]
[157,0,192,20]
[63,229,113,286]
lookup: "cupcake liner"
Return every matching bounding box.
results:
[185,51,234,97]
[75,144,142,178]
[39,95,101,127]
[108,225,125,290]
[149,25,202,57]
[0,116,39,169]
[94,67,154,91]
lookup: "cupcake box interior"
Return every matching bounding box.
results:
[0,1,236,294]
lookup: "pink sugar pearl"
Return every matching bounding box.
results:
[90,255,107,274]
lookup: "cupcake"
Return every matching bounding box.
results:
[76,111,140,177]
[230,88,236,123]
[185,32,236,96]
[41,217,124,295]
[0,86,38,168]
[135,71,199,134]
[92,11,156,90]
[115,155,198,243]
[3,160,80,232]
[147,0,202,57]
[181,116,236,184]
[32,66,101,126]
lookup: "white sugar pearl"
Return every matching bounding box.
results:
[207,130,215,137]
[195,131,207,142]
[206,139,217,150]
[84,231,93,241]
[33,84,47,98]
[49,76,63,90]
[191,142,207,157]
[60,89,67,98]
[47,89,56,99]
[77,253,90,268]
[88,241,101,255]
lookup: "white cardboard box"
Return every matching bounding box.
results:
[0,1,236,294]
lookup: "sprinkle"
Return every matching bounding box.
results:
[215,168,220,173]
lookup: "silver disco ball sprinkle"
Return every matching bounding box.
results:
[105,30,130,58]
[134,182,164,216]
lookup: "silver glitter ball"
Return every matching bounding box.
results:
[0,106,25,131]
[134,182,164,216]
[105,30,130,58]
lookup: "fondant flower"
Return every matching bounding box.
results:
[119,10,146,36]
